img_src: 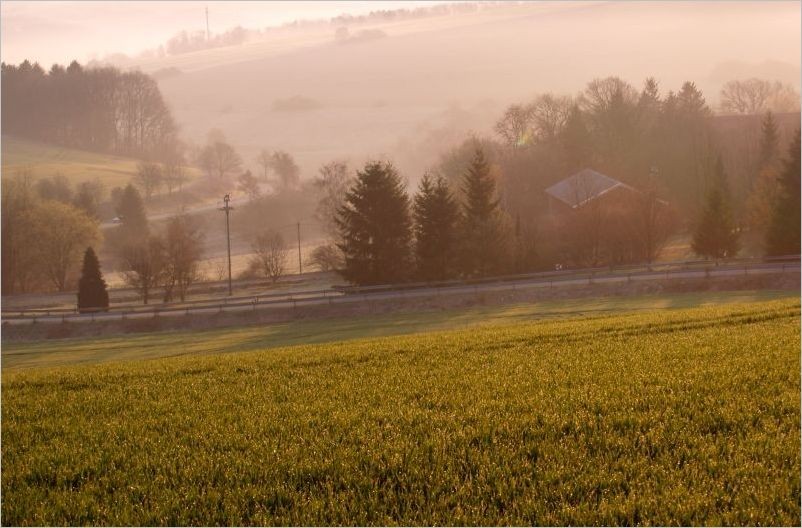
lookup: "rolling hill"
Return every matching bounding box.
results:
[1,136,142,190]
[121,2,800,180]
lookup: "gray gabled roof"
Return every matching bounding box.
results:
[545,168,634,209]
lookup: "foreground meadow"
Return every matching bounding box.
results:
[2,299,800,525]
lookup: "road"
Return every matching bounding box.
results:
[3,260,797,325]
[100,193,252,229]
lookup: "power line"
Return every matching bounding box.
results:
[219,194,234,296]
[297,222,302,275]
[205,5,210,41]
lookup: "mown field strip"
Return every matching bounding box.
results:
[2,299,800,525]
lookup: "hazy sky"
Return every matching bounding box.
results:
[1,0,441,66]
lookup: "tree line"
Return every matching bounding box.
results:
[332,150,533,285]
[326,124,799,286]
[1,173,100,293]
[1,60,177,159]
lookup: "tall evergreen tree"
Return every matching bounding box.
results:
[460,148,508,277]
[640,77,660,103]
[766,129,801,256]
[758,111,779,169]
[336,161,412,285]
[413,174,461,281]
[561,104,592,171]
[676,81,710,117]
[77,247,109,312]
[116,184,149,245]
[691,157,739,259]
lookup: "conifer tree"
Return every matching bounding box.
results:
[561,105,592,170]
[766,129,801,256]
[758,111,779,169]
[676,81,710,117]
[77,246,109,312]
[413,174,461,281]
[460,148,508,276]
[691,157,739,259]
[336,161,412,285]
[116,183,148,244]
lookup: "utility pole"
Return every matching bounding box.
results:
[205,5,210,41]
[220,194,234,295]
[296,221,302,275]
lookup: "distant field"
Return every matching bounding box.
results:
[2,298,799,525]
[1,136,143,190]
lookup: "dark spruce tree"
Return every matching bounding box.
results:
[460,148,508,277]
[413,174,461,281]
[336,161,412,285]
[561,104,592,171]
[691,157,739,260]
[758,111,779,169]
[116,183,149,245]
[766,129,801,256]
[77,247,109,313]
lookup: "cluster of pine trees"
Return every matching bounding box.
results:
[427,76,800,269]
[1,60,176,158]
[692,124,800,260]
[336,149,512,286]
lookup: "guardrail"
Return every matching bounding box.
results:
[332,254,801,294]
[2,255,798,324]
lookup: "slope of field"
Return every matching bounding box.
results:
[145,2,800,178]
[1,136,143,189]
[3,289,796,370]
[2,299,799,525]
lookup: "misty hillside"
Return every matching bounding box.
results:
[133,1,801,180]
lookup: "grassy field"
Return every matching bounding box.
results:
[2,297,799,525]
[1,136,143,190]
[2,289,797,370]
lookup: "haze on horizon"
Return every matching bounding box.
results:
[2,1,800,180]
[0,0,441,66]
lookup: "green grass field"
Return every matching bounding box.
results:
[2,136,141,189]
[2,289,797,370]
[2,297,799,525]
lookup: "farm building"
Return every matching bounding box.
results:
[544,168,638,215]
[543,168,674,267]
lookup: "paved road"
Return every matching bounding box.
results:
[3,262,797,325]
[100,194,251,230]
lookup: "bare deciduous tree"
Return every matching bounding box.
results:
[237,170,261,201]
[197,140,242,184]
[306,242,344,272]
[313,160,352,238]
[628,188,678,264]
[530,94,573,141]
[580,76,639,115]
[494,104,534,148]
[120,236,166,304]
[720,78,773,115]
[135,161,163,200]
[163,214,204,302]
[255,149,272,182]
[720,79,800,115]
[268,150,300,190]
[212,257,227,282]
[159,140,188,194]
[250,230,288,283]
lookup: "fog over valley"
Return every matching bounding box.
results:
[9,1,794,179]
